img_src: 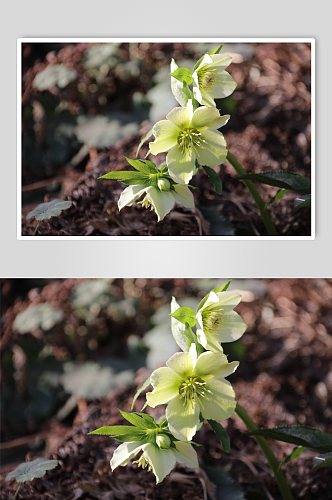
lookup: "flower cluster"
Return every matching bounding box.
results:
[100,45,236,221]
[90,283,247,484]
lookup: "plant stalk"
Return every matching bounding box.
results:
[227,151,277,236]
[13,483,22,500]
[33,221,41,236]
[235,403,294,500]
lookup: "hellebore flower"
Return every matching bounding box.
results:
[111,437,198,484]
[196,291,247,352]
[118,182,195,222]
[147,345,239,441]
[149,100,230,185]
[192,54,237,107]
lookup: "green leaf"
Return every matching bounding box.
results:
[169,67,193,85]
[124,157,157,174]
[119,410,156,429]
[208,420,230,453]
[26,199,73,221]
[170,297,190,353]
[183,323,204,356]
[193,44,223,72]
[197,413,205,431]
[5,458,59,483]
[203,166,222,195]
[235,171,311,194]
[169,307,197,327]
[197,281,231,312]
[191,442,205,450]
[245,426,332,452]
[278,446,306,470]
[131,377,151,411]
[313,452,332,470]
[294,194,311,209]
[89,425,148,442]
[136,128,154,158]
[98,171,149,182]
[264,189,288,211]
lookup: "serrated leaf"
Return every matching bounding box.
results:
[169,67,193,85]
[131,377,151,411]
[294,194,311,209]
[6,458,59,483]
[235,171,311,194]
[169,307,197,327]
[119,410,156,429]
[203,166,222,195]
[278,446,306,470]
[26,199,73,221]
[13,303,64,333]
[125,157,158,174]
[245,426,332,452]
[88,425,148,442]
[197,281,231,312]
[136,128,154,157]
[264,189,288,211]
[98,171,150,185]
[313,452,332,470]
[33,64,77,90]
[193,44,223,72]
[208,420,230,453]
[170,297,190,352]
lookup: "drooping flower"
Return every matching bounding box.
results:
[147,345,239,441]
[110,437,199,484]
[196,291,247,352]
[118,182,195,222]
[149,100,230,185]
[192,54,237,107]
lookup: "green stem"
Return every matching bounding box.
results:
[227,151,277,236]
[235,403,294,500]
[33,221,41,236]
[12,483,22,500]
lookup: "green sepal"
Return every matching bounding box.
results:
[197,281,231,312]
[203,165,222,195]
[208,420,230,453]
[131,377,151,411]
[136,128,154,158]
[193,44,223,72]
[169,307,197,327]
[169,67,193,86]
[278,446,306,470]
[124,157,158,174]
[264,189,288,211]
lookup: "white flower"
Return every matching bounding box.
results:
[193,54,237,107]
[118,183,195,222]
[149,100,230,185]
[147,345,239,441]
[196,291,247,352]
[111,438,198,484]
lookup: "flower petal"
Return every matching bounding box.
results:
[142,443,176,484]
[166,345,197,378]
[173,441,199,469]
[212,310,247,343]
[172,185,195,208]
[204,334,224,353]
[191,106,227,130]
[166,394,200,441]
[118,185,148,211]
[199,378,236,421]
[209,291,243,311]
[210,71,237,99]
[150,120,179,155]
[202,54,233,71]
[166,103,192,130]
[146,367,182,408]
[145,186,175,222]
[195,351,239,380]
[110,441,144,470]
[196,129,227,167]
[167,145,196,185]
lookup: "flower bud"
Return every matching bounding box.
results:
[156,433,171,449]
[157,178,171,192]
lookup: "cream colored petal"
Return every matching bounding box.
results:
[166,345,196,378]
[209,291,243,311]
[172,185,195,209]
[110,441,144,470]
[145,186,175,222]
[204,335,224,353]
[195,351,238,380]
[167,145,196,185]
[142,443,176,484]
[166,103,192,130]
[210,71,237,99]
[150,120,179,155]
[166,394,200,441]
[118,185,148,211]
[173,441,199,469]
[207,54,233,70]
[146,367,182,408]
[191,106,223,130]
[196,129,227,167]
[199,378,236,421]
[212,310,247,343]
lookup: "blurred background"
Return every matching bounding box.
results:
[1,279,331,499]
[21,42,311,236]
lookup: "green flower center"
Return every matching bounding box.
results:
[198,69,216,90]
[138,195,154,212]
[179,375,211,409]
[177,127,203,156]
[133,453,152,472]
[202,310,223,335]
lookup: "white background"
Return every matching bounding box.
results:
[1,0,331,278]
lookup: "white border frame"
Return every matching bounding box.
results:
[17,38,315,241]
